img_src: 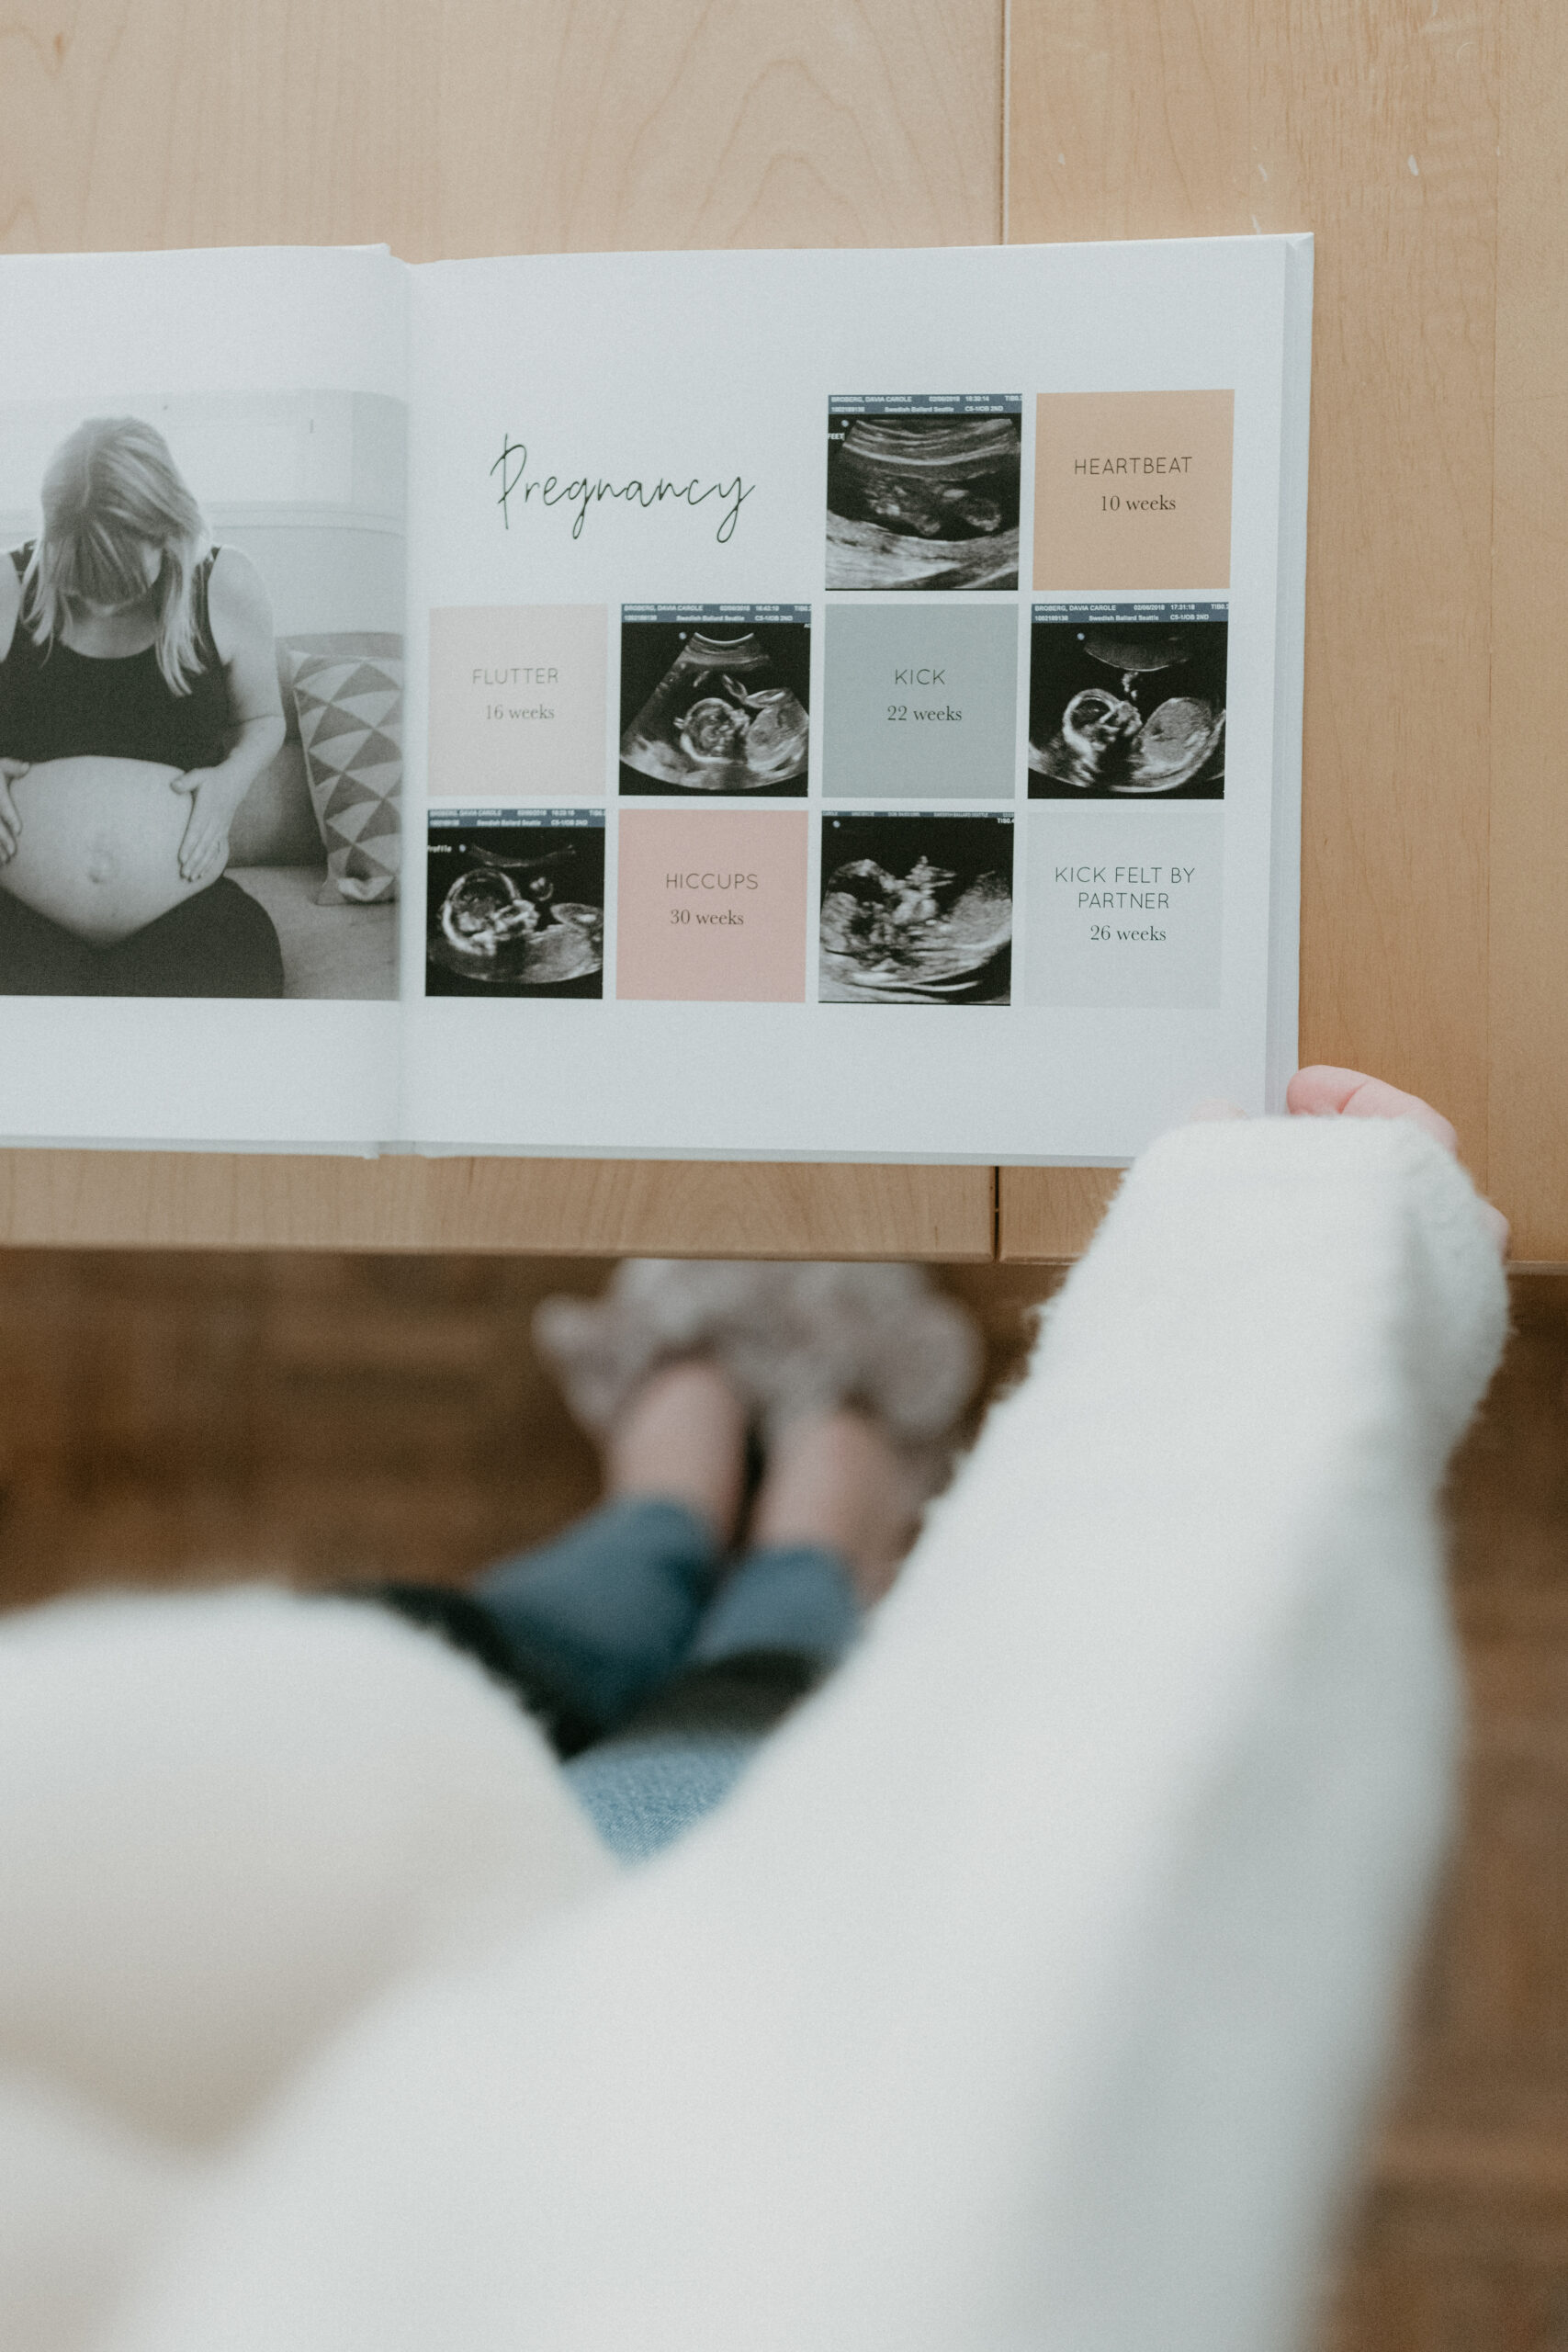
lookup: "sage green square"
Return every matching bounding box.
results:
[823,605,1019,798]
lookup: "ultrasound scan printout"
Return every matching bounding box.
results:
[826,397,1022,592]
[425,809,604,998]
[1028,605,1228,800]
[819,810,1014,1005]
[619,606,810,797]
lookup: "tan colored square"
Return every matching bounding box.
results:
[428,605,606,797]
[1033,391,1234,591]
[616,810,807,1001]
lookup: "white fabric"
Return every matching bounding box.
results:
[0,1114,1506,2352]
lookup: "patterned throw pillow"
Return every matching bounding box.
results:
[288,648,403,904]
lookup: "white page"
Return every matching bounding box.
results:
[0,245,407,1151]
[402,237,1309,1163]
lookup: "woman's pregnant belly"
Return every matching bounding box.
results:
[0,757,212,946]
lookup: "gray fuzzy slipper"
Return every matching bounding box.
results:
[533,1261,983,1500]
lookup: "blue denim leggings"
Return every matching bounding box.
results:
[465,1498,862,1861]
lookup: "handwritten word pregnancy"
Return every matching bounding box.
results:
[491,438,755,544]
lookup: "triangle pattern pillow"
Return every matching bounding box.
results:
[288,650,403,904]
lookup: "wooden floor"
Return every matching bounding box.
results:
[1,1246,1564,2346]
[1325,1276,1568,2350]
[0,1250,1064,1607]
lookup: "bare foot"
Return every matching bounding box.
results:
[748,1408,918,1606]
[606,1359,749,1546]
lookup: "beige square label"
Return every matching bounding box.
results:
[428,605,606,797]
[616,810,807,1002]
[1033,391,1234,592]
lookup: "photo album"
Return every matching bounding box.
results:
[0,235,1311,1161]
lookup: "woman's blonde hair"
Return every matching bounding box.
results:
[23,417,209,695]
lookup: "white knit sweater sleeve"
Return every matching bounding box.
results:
[82,1113,1507,2352]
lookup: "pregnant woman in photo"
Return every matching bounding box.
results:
[0,415,286,995]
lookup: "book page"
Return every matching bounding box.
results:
[0,246,407,1151]
[403,238,1308,1162]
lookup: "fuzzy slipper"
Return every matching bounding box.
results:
[533,1261,983,1501]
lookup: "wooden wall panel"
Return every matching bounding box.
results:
[0,1148,997,1258]
[995,1163,1121,1262]
[0,1,1003,258]
[1002,0,1505,1261]
[0,0,1004,1258]
[1487,6,1568,1263]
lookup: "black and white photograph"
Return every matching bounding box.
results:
[818,810,1013,1004]
[0,390,405,998]
[426,810,604,998]
[826,396,1021,592]
[1028,605,1227,799]
[619,605,810,797]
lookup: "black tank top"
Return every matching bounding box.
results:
[0,545,233,770]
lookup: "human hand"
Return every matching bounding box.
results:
[1179,1067,1506,1252]
[1286,1064,1507,1254]
[1286,1065,1457,1151]
[0,757,29,863]
[169,767,244,886]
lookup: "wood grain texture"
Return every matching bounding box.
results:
[0,0,1003,257]
[0,1149,997,1257]
[0,1250,1057,1606]
[996,1162,1121,1261]
[0,0,1004,1257]
[1003,0,1504,1252]
[1486,6,1568,1262]
[1321,1275,1568,2352]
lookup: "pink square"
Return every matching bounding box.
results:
[616,811,807,1001]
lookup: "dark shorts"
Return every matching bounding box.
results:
[0,875,284,997]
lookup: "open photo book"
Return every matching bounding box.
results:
[0,235,1310,1162]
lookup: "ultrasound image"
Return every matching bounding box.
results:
[1028,615,1227,799]
[826,408,1021,592]
[620,618,810,797]
[819,812,1013,1004]
[425,819,604,997]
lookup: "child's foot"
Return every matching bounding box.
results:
[748,1408,918,1607]
[605,1359,749,1547]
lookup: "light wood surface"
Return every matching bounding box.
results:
[995,1161,1121,1262]
[1488,6,1568,1261]
[1003,0,1568,1264]
[0,0,1003,258]
[0,0,1004,1259]
[0,1149,996,1258]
